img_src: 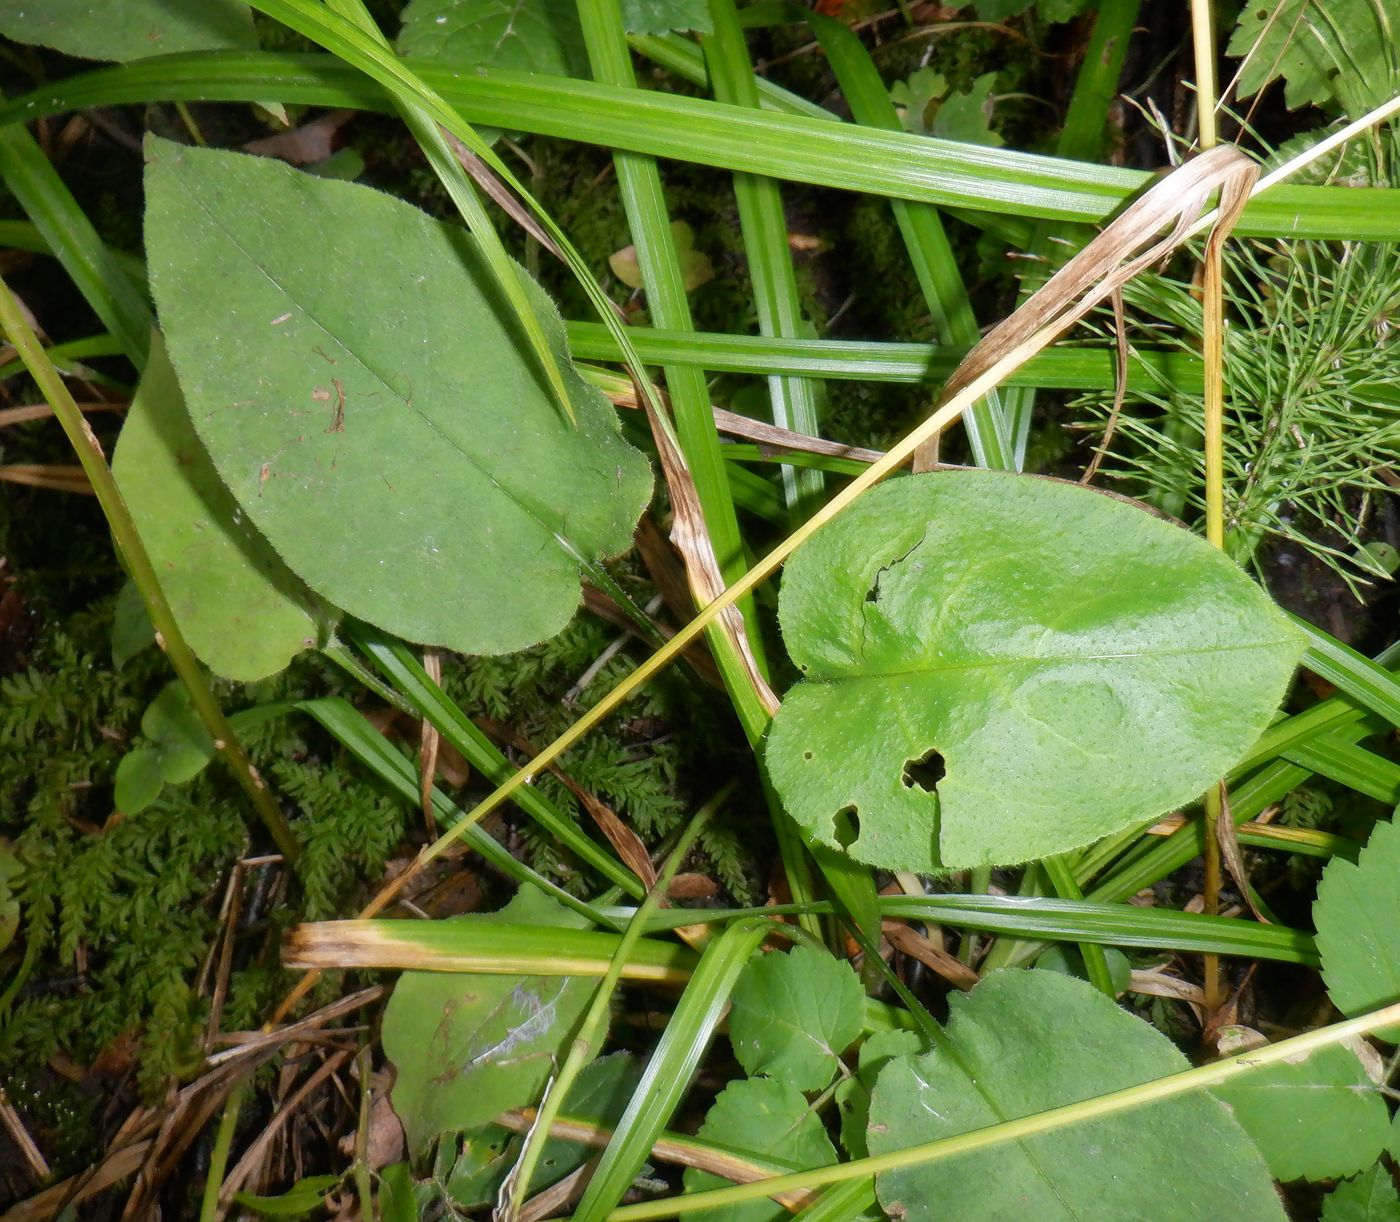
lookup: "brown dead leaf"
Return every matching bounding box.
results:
[244,109,355,165]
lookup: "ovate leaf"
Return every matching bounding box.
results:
[1226,0,1400,114]
[398,0,590,79]
[836,1028,925,1159]
[1321,1163,1400,1222]
[112,333,326,682]
[766,471,1303,871]
[110,580,154,671]
[867,970,1283,1221]
[1213,1036,1390,1181]
[382,890,598,1154]
[727,945,864,1091]
[681,1078,838,1222]
[114,680,217,814]
[1315,817,1400,1041]
[0,0,254,61]
[144,138,651,656]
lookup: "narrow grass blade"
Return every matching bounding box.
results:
[9,54,1400,239]
[347,625,644,898]
[0,123,152,367]
[297,696,610,925]
[571,917,776,1220]
[1281,733,1400,804]
[704,0,826,513]
[1296,616,1400,730]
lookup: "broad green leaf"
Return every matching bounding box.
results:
[682,1078,838,1222]
[1321,1163,1400,1222]
[1226,0,1400,114]
[0,0,255,61]
[867,970,1283,1221]
[1315,817,1400,1041]
[144,137,651,656]
[398,0,590,78]
[114,680,217,813]
[110,580,154,671]
[112,333,326,682]
[622,0,712,35]
[1213,1037,1390,1181]
[766,471,1303,871]
[836,1028,924,1159]
[382,889,599,1154]
[728,945,864,1091]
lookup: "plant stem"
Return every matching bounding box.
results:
[199,1080,246,1222]
[0,274,300,863]
[1191,0,1225,1012]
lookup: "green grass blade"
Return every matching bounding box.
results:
[703,0,825,514]
[0,123,153,367]
[345,624,645,899]
[9,54,1400,239]
[285,913,695,978]
[1280,733,1400,804]
[297,696,611,925]
[571,917,776,1220]
[566,322,1205,390]
[790,1178,880,1221]
[1296,615,1400,730]
[805,9,1013,470]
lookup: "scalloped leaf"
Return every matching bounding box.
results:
[144,137,651,657]
[398,0,590,78]
[766,471,1303,871]
[1315,817,1400,1042]
[867,970,1283,1221]
[1321,1163,1400,1222]
[727,945,864,1092]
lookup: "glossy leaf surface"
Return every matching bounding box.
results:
[766,471,1303,870]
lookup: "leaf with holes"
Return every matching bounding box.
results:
[765,471,1303,871]
[398,0,591,78]
[382,889,599,1154]
[727,945,864,1092]
[682,1078,838,1222]
[867,970,1283,1221]
[112,333,327,682]
[144,137,652,656]
[0,0,254,61]
[1315,817,1400,1042]
[1226,0,1400,114]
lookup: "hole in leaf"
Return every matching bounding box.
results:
[902,749,946,793]
[864,583,879,604]
[833,805,859,849]
[803,750,813,761]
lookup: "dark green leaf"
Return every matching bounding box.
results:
[144,137,651,656]
[110,580,154,671]
[0,0,254,61]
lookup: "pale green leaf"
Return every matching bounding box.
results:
[114,680,218,813]
[143,138,651,656]
[1315,817,1400,1042]
[867,970,1284,1221]
[382,890,598,1154]
[1321,1163,1400,1222]
[1226,0,1400,114]
[0,0,254,61]
[766,472,1304,871]
[728,945,864,1091]
[112,333,326,682]
[398,0,590,78]
[682,1078,838,1222]
[1214,1040,1390,1181]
